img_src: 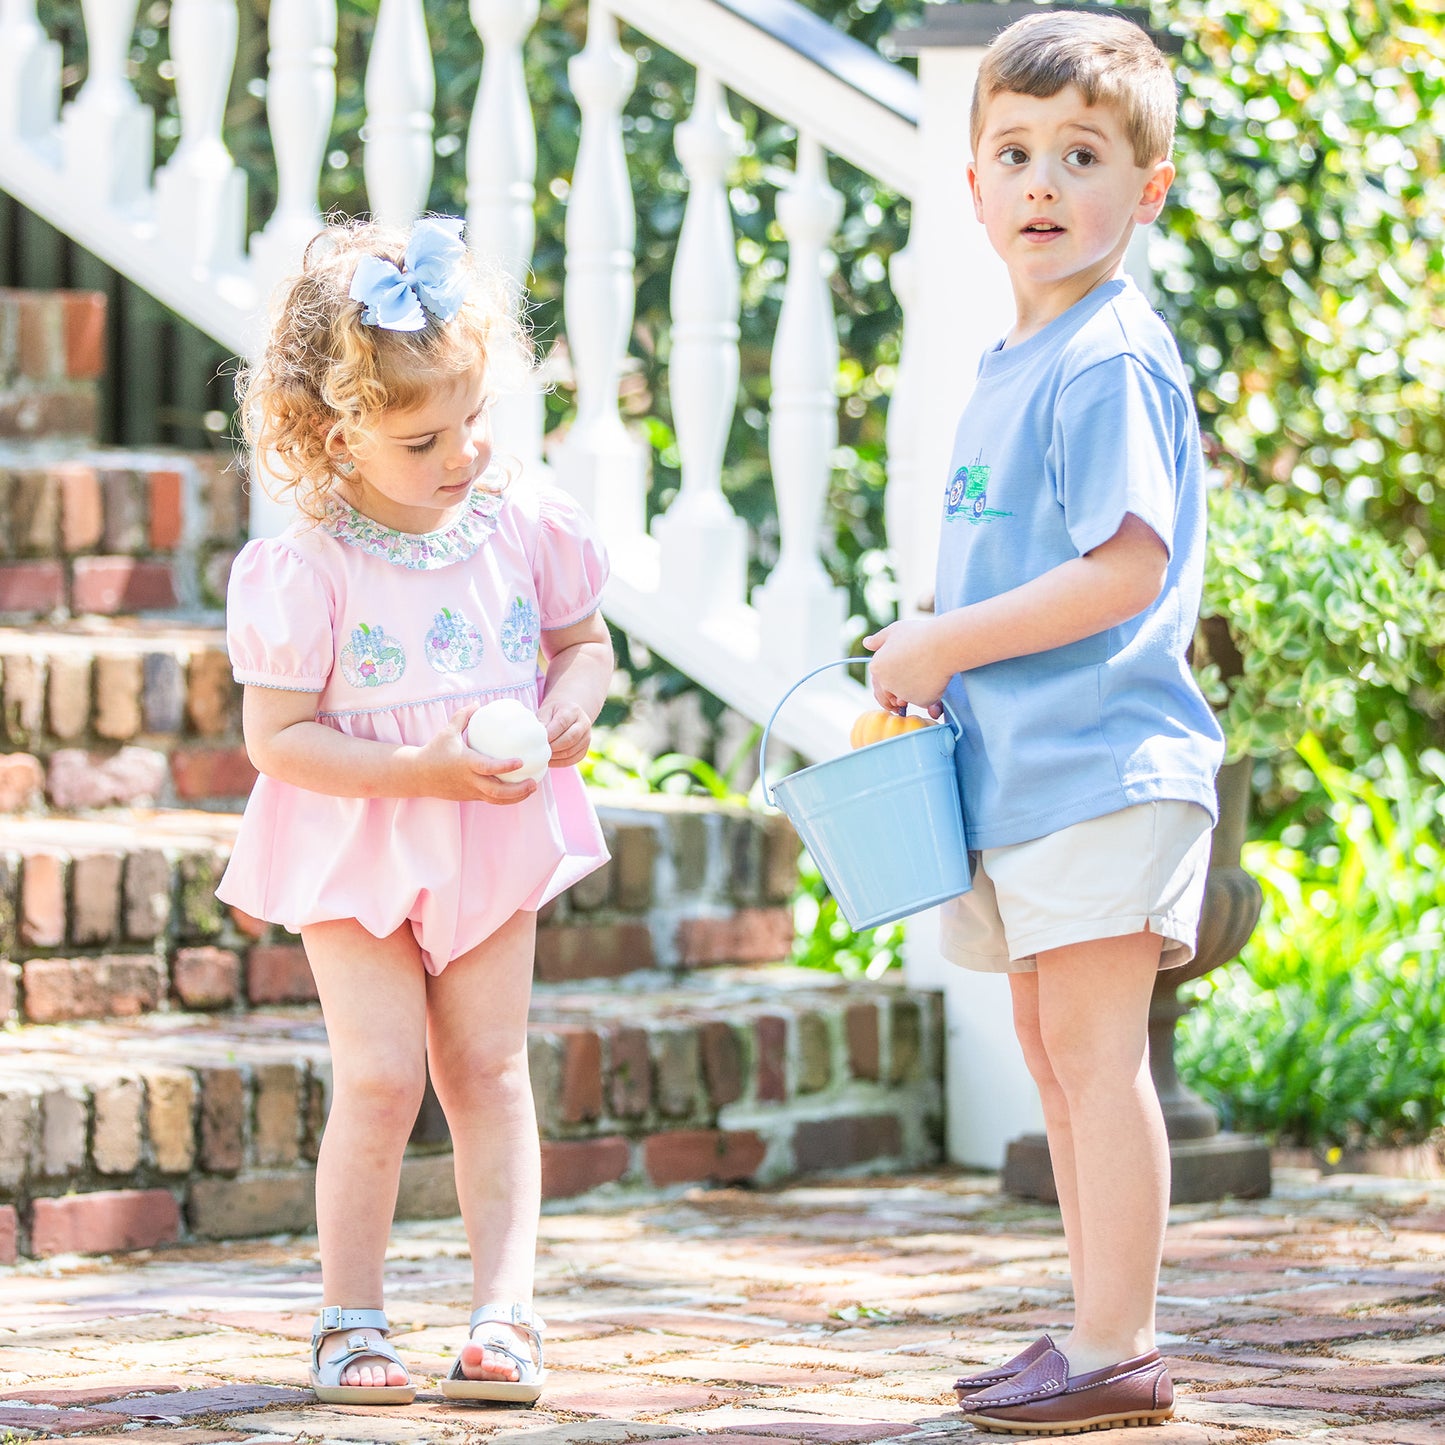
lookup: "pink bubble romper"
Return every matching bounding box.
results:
[215,478,610,974]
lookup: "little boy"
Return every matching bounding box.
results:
[864,11,1223,1435]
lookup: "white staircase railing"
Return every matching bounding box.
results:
[0,0,1000,765]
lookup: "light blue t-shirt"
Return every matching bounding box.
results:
[935,276,1224,850]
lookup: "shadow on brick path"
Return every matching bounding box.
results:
[1,1168,1443,1444]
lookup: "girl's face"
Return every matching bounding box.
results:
[342,369,493,533]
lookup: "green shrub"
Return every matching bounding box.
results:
[1177,733,1445,1147]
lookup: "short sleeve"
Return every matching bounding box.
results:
[1052,354,1184,559]
[532,486,610,630]
[225,539,334,692]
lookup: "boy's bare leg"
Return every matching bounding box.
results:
[426,909,541,1381]
[1009,973,1085,1306]
[1033,931,1168,1374]
[302,919,430,1389]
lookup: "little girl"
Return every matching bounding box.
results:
[216,216,613,1407]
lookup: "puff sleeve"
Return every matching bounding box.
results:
[225,539,335,692]
[533,486,610,630]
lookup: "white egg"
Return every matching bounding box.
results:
[465,698,551,782]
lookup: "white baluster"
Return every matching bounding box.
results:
[753,135,846,674]
[364,0,435,227]
[883,242,935,621]
[653,69,746,620]
[248,0,337,314]
[153,0,247,275]
[0,0,61,143]
[468,0,543,476]
[59,0,154,210]
[553,0,646,544]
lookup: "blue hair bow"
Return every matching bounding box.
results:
[349,217,469,332]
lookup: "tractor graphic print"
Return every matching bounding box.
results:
[945,456,1012,524]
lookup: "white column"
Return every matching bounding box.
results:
[59,0,155,210]
[364,0,436,227]
[752,135,846,675]
[905,38,1038,1169]
[884,242,932,621]
[653,69,746,621]
[467,0,544,477]
[0,0,61,142]
[247,0,337,315]
[553,0,646,545]
[153,0,248,275]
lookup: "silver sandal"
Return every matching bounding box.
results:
[440,1301,546,1404]
[309,1306,416,1405]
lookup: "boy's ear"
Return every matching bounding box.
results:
[967,161,985,223]
[1136,159,1176,224]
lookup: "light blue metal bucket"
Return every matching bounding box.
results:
[760,659,971,932]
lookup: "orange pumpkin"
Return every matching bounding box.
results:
[849,709,931,749]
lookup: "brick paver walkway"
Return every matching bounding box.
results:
[1,1168,1442,1444]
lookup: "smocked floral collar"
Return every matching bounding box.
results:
[320,483,506,570]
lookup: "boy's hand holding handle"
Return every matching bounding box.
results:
[863,617,955,716]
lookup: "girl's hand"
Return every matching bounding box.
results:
[416,704,538,805]
[537,697,592,769]
[863,619,953,713]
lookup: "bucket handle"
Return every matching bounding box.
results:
[759,657,963,806]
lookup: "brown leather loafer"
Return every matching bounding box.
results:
[955,1334,1056,1400]
[963,1344,1173,1435]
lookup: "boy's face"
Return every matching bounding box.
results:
[968,85,1174,315]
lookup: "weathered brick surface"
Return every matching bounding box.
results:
[607,1026,652,1119]
[1,649,44,741]
[252,1063,301,1167]
[0,1204,15,1265]
[675,907,794,967]
[48,746,168,808]
[20,847,66,946]
[0,1084,38,1189]
[0,559,65,614]
[57,463,103,552]
[188,1172,316,1240]
[124,849,172,940]
[172,946,240,1009]
[23,954,165,1023]
[612,822,656,909]
[558,1026,603,1125]
[93,652,144,739]
[197,1066,246,1174]
[0,750,43,810]
[36,1080,88,1177]
[146,1067,198,1174]
[654,1026,701,1119]
[541,1136,630,1199]
[889,998,923,1084]
[793,1114,903,1171]
[845,1003,880,1082]
[245,944,316,1004]
[72,556,177,614]
[71,850,123,944]
[644,1128,767,1186]
[701,1020,744,1108]
[171,746,257,801]
[756,1014,788,1103]
[47,651,90,738]
[535,920,654,981]
[797,1011,832,1095]
[148,469,184,550]
[0,961,17,1023]
[143,650,186,732]
[92,1076,144,1174]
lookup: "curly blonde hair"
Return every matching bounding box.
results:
[237,217,532,520]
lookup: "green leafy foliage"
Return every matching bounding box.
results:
[1178,733,1445,1147]
[1197,485,1445,763]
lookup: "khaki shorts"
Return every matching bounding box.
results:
[940,801,1213,974]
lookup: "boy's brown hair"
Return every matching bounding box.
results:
[970,12,1177,167]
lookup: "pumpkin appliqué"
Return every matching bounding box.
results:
[849,710,932,749]
[425,607,485,675]
[499,595,541,663]
[340,622,407,688]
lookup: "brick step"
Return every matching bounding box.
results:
[0,966,943,1261]
[0,447,247,620]
[0,800,801,1024]
[0,287,106,445]
[0,619,250,813]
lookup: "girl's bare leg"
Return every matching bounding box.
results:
[302,919,430,1389]
[426,909,540,1380]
